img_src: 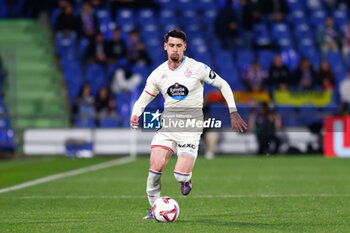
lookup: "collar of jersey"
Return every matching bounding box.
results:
[168,56,187,71]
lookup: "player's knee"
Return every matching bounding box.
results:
[174,171,192,183]
[150,161,166,173]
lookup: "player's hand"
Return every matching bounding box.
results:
[130,115,139,129]
[230,111,247,133]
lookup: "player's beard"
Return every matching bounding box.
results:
[170,53,180,62]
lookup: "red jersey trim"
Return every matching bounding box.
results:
[144,90,156,97]
[151,145,174,153]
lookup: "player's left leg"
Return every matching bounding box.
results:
[174,154,196,195]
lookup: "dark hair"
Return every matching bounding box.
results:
[164,29,186,43]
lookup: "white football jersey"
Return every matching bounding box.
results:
[144,56,217,109]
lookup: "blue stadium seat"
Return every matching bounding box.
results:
[2,0,26,17]
[100,117,119,128]
[193,50,212,67]
[0,118,10,129]
[0,0,8,18]
[210,38,221,52]
[255,34,273,47]
[208,103,231,127]
[220,66,239,87]
[322,106,338,116]
[85,64,107,96]
[204,24,215,39]
[202,10,217,25]
[189,36,207,51]
[0,129,15,150]
[253,23,269,37]
[215,50,234,70]
[297,38,320,68]
[236,50,255,72]
[305,0,323,11]
[236,105,252,121]
[271,22,291,40]
[257,50,276,70]
[77,37,89,58]
[155,0,176,9]
[50,8,62,27]
[162,23,180,35]
[281,48,300,71]
[178,0,197,10]
[75,118,96,128]
[0,104,8,115]
[159,9,177,25]
[299,46,321,68]
[286,0,304,11]
[115,92,131,118]
[55,31,77,60]
[180,10,199,26]
[131,64,149,83]
[116,8,135,26]
[99,21,116,41]
[291,10,307,24]
[198,0,218,11]
[138,8,156,25]
[333,9,348,30]
[277,37,294,50]
[310,9,327,29]
[184,22,201,37]
[325,51,346,81]
[96,8,111,24]
[275,106,300,127]
[294,23,313,39]
[299,106,323,125]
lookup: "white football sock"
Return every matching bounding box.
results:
[146,169,162,206]
[174,171,192,183]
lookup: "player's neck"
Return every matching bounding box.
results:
[168,57,184,70]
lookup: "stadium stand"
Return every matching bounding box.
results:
[0,20,69,129]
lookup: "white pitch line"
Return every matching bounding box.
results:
[4,193,350,199]
[0,157,134,194]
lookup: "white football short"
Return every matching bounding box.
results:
[151,131,202,159]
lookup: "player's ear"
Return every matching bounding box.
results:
[164,42,167,51]
[184,43,187,51]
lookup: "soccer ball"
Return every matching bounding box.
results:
[152,197,180,222]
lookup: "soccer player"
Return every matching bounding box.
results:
[130,29,247,219]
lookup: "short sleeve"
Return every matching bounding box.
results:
[144,72,160,97]
[198,62,217,85]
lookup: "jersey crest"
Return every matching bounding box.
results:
[184,68,192,77]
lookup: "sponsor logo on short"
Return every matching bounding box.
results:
[178,143,196,149]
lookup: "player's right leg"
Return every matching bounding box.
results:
[144,146,173,219]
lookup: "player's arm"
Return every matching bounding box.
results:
[131,71,160,128]
[211,76,248,132]
[130,91,156,128]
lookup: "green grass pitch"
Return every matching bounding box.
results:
[1,155,350,233]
